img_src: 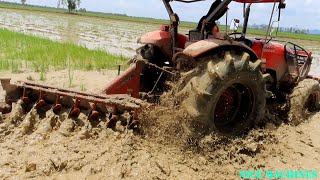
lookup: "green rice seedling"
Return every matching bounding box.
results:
[0,29,126,71]
[80,82,86,92]
[0,59,10,70]
[85,63,93,71]
[39,71,46,81]
[10,60,20,73]
[26,75,34,81]
[67,56,74,88]
[38,59,48,81]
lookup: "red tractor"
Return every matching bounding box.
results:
[130,0,319,135]
[1,0,318,136]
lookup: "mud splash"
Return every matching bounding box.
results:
[0,97,281,179]
[1,71,320,179]
[0,99,137,179]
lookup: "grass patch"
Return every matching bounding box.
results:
[0,2,318,41]
[245,28,320,41]
[0,29,126,72]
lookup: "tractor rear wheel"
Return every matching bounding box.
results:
[289,79,320,125]
[177,51,268,136]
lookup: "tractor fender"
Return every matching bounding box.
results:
[183,39,258,61]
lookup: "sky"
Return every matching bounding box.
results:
[3,0,319,30]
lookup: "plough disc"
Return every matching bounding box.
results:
[0,78,148,129]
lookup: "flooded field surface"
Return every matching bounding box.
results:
[0,8,319,73]
[0,8,160,57]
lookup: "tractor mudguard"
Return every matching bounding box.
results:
[137,30,188,58]
[183,39,258,61]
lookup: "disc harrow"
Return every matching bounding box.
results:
[0,78,148,129]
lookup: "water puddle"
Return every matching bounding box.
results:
[0,9,159,57]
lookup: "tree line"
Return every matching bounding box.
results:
[21,0,82,13]
[247,23,310,34]
[217,21,311,35]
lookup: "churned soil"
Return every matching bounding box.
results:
[0,70,319,180]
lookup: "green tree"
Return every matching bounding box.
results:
[58,0,81,13]
[21,0,26,5]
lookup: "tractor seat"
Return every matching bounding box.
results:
[188,29,203,42]
[189,25,221,42]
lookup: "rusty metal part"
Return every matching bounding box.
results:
[69,99,81,118]
[12,80,146,111]
[88,103,100,120]
[132,58,176,75]
[107,114,119,128]
[36,90,46,108]
[128,120,140,129]
[104,62,143,98]
[0,78,149,130]
[0,102,11,114]
[53,95,63,114]
[148,72,164,95]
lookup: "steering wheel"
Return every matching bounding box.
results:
[228,32,245,40]
[228,32,253,47]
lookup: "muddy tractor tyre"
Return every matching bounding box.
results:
[178,51,268,136]
[289,79,320,125]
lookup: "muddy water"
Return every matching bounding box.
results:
[1,8,320,74]
[0,8,160,57]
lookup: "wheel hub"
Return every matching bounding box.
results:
[214,83,254,129]
[214,86,240,122]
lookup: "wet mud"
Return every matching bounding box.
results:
[0,71,320,179]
